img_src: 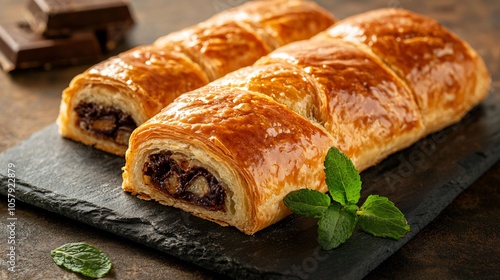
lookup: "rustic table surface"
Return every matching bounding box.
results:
[1,0,499,279]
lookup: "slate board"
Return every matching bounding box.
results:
[1,91,500,279]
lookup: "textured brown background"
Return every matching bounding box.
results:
[0,0,499,279]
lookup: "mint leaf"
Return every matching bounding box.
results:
[51,242,112,278]
[344,204,360,214]
[358,195,410,239]
[283,146,410,251]
[284,189,331,218]
[324,147,361,206]
[317,204,357,250]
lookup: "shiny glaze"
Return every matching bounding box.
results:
[210,0,335,48]
[65,0,334,125]
[86,45,209,118]
[258,38,423,164]
[133,88,334,215]
[153,0,334,81]
[124,7,490,234]
[209,63,323,122]
[154,21,271,81]
[325,8,484,130]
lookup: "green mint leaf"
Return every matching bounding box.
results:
[284,189,331,218]
[358,195,410,239]
[51,242,112,278]
[317,204,357,250]
[324,147,361,206]
[345,204,360,214]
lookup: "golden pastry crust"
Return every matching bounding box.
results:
[57,46,209,155]
[122,88,335,234]
[257,38,424,171]
[57,0,335,156]
[209,0,336,48]
[153,0,336,81]
[122,8,490,235]
[154,21,272,81]
[323,8,490,134]
[209,62,324,123]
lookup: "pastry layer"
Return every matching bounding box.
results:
[122,8,490,234]
[123,88,335,234]
[57,0,335,155]
[322,8,490,134]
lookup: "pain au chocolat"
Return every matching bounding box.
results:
[57,0,335,156]
[122,8,490,235]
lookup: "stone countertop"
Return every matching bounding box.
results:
[0,0,499,279]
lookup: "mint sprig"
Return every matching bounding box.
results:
[284,147,410,250]
[51,242,112,278]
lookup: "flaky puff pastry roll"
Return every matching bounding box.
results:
[58,46,209,155]
[321,8,490,134]
[254,38,425,172]
[122,88,336,234]
[122,8,490,234]
[154,0,335,81]
[57,0,335,156]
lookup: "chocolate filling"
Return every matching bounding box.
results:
[75,102,137,145]
[142,151,226,211]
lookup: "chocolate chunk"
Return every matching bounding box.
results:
[74,101,137,145]
[143,152,226,211]
[26,0,135,37]
[94,25,130,52]
[0,22,102,72]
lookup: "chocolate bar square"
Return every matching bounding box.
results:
[26,0,135,37]
[0,21,102,72]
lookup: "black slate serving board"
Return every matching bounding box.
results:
[1,91,500,279]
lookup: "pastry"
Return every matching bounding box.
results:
[57,0,335,156]
[217,38,425,171]
[321,8,490,134]
[122,8,490,234]
[123,88,336,234]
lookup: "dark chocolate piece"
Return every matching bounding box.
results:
[143,151,226,211]
[26,0,135,37]
[74,101,137,146]
[94,25,130,52]
[0,22,102,72]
